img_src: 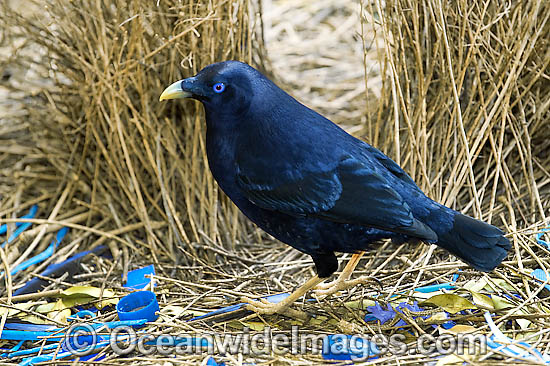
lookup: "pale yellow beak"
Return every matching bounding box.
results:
[159,80,192,101]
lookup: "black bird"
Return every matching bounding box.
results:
[160,61,510,315]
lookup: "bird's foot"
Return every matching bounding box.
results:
[241,296,308,320]
[241,275,324,319]
[242,296,287,315]
[314,275,377,298]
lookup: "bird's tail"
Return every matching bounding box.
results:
[434,213,510,272]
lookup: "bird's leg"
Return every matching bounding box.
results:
[314,251,371,297]
[242,275,324,316]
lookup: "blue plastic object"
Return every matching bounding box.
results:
[10,227,68,276]
[322,334,379,361]
[536,227,550,249]
[19,340,111,366]
[14,245,107,296]
[0,205,38,248]
[117,290,159,322]
[124,264,155,289]
[0,205,38,235]
[484,311,550,363]
[414,271,460,293]
[531,269,550,291]
[414,283,455,293]
[206,356,226,366]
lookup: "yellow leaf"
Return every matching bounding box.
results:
[35,302,57,314]
[0,302,35,317]
[463,278,487,292]
[345,299,376,309]
[470,291,494,311]
[242,321,265,331]
[421,294,475,314]
[62,286,114,298]
[440,324,477,334]
[491,295,514,310]
[485,278,516,292]
[48,307,71,324]
[61,286,118,308]
[310,315,328,326]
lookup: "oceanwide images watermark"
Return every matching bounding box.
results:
[64,323,487,360]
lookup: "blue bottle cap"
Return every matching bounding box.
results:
[116,290,159,322]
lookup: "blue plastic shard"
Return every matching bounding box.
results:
[124,264,156,289]
[531,269,550,291]
[206,356,226,366]
[322,334,379,361]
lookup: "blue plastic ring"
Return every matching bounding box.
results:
[116,291,159,322]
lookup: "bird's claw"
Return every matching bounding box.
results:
[241,296,282,315]
[314,276,374,298]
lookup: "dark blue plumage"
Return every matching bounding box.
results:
[161,60,510,278]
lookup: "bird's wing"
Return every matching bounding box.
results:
[236,155,437,240]
[363,144,421,189]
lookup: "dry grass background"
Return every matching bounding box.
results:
[0,0,549,364]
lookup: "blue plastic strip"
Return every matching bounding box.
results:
[1,205,38,249]
[0,205,38,235]
[414,283,455,293]
[414,271,460,293]
[536,227,550,249]
[4,323,58,331]
[0,340,24,358]
[10,227,69,275]
[484,311,550,363]
[0,319,148,342]
[8,343,61,358]
[19,340,111,366]
[13,245,106,296]
[0,330,65,341]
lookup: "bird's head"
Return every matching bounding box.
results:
[160,61,261,117]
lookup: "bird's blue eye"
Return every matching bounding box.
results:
[213,83,226,93]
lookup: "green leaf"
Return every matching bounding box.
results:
[421,294,475,314]
[491,295,514,310]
